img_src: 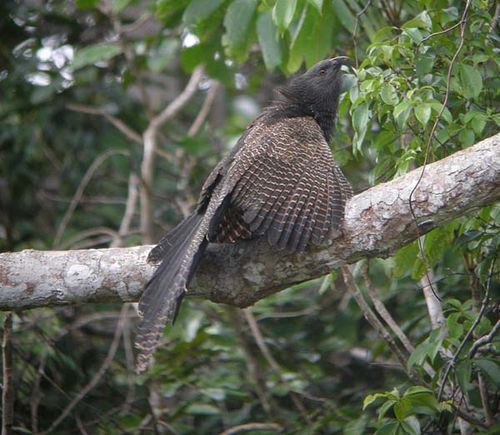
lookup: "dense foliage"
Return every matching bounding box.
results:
[0,0,498,433]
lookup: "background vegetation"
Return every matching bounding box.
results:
[0,0,498,433]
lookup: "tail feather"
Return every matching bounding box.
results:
[135,213,206,373]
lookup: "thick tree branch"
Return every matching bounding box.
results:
[0,133,499,311]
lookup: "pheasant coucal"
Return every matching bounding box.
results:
[136,56,353,372]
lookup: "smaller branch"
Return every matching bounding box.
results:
[53,149,130,247]
[351,0,373,68]
[341,266,413,379]
[242,310,311,424]
[477,373,493,426]
[188,81,220,137]
[40,305,127,435]
[59,227,119,250]
[66,104,142,145]
[229,309,273,413]
[220,423,283,435]
[243,310,280,371]
[418,22,462,45]
[469,319,500,358]
[31,349,48,435]
[362,265,416,355]
[112,172,139,248]
[420,271,445,329]
[438,258,494,401]
[120,13,152,34]
[2,313,14,435]
[140,65,204,243]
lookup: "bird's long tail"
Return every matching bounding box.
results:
[135,212,207,373]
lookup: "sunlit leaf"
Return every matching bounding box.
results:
[257,11,282,71]
[223,0,258,61]
[72,43,123,70]
[272,0,297,32]
[457,64,483,99]
[183,0,224,24]
[415,103,431,127]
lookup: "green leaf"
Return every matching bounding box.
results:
[456,360,472,393]
[156,0,190,26]
[403,28,423,43]
[332,0,355,33]
[394,242,418,277]
[112,0,132,13]
[457,64,483,99]
[393,101,412,129]
[380,83,399,106]
[474,359,500,386]
[287,3,334,72]
[307,0,324,13]
[394,398,412,421]
[272,0,297,32]
[352,103,369,152]
[408,329,444,369]
[148,39,179,72]
[223,0,258,61]
[257,11,282,71]
[183,0,224,24]
[375,421,400,435]
[378,399,397,420]
[415,103,431,127]
[416,54,435,80]
[401,416,421,435]
[186,403,221,415]
[458,128,475,147]
[424,225,453,268]
[72,43,123,70]
[76,0,99,8]
[403,11,432,30]
[363,392,392,409]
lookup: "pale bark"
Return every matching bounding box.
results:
[0,133,499,311]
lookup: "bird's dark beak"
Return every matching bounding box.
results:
[330,56,351,66]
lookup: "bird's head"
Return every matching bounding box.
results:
[277,56,351,140]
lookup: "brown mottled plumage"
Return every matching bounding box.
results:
[136,57,353,373]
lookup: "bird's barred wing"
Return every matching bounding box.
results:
[220,118,351,251]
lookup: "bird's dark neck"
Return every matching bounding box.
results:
[266,90,339,143]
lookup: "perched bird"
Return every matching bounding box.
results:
[136,56,353,372]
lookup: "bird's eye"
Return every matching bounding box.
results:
[319,68,327,75]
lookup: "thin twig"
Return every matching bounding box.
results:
[140,65,204,243]
[408,0,473,300]
[243,310,280,371]
[469,319,499,358]
[120,12,152,34]
[188,80,220,137]
[219,422,283,435]
[228,308,273,413]
[59,227,119,250]
[437,257,495,401]
[351,0,373,68]
[341,266,414,379]
[2,313,14,435]
[477,373,493,426]
[242,310,311,424]
[362,264,416,355]
[66,103,143,144]
[30,349,48,435]
[111,172,139,248]
[40,305,128,435]
[53,149,130,247]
